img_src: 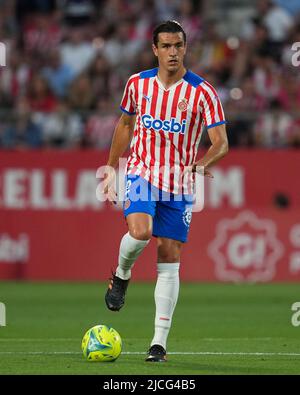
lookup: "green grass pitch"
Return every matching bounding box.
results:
[0,282,300,375]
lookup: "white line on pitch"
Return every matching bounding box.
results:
[0,351,300,356]
[0,339,78,341]
[0,337,276,342]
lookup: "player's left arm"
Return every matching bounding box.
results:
[192,123,229,178]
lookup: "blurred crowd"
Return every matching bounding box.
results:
[0,0,300,150]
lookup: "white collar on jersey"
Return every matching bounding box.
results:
[155,69,189,91]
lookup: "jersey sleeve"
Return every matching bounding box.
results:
[120,76,137,115]
[199,81,226,129]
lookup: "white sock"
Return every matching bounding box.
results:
[116,232,150,280]
[150,263,180,350]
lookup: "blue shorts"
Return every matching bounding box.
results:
[123,175,194,243]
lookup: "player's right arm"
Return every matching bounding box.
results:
[106,113,135,168]
[103,74,137,203]
[103,113,135,203]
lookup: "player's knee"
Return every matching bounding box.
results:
[129,228,152,241]
[158,253,181,263]
[157,245,181,263]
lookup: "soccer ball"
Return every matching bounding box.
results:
[81,324,122,362]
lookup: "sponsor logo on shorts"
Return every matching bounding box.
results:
[183,207,192,227]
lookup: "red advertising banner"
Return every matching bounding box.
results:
[0,150,299,282]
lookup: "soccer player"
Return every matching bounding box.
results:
[103,20,228,362]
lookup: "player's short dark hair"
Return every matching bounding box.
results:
[153,20,186,47]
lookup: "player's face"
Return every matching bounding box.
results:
[152,32,186,73]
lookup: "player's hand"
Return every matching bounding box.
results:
[191,163,214,178]
[102,167,118,204]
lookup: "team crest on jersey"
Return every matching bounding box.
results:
[178,98,188,112]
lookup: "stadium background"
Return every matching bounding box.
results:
[1,0,299,282]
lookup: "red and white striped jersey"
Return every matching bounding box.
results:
[120,68,226,194]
